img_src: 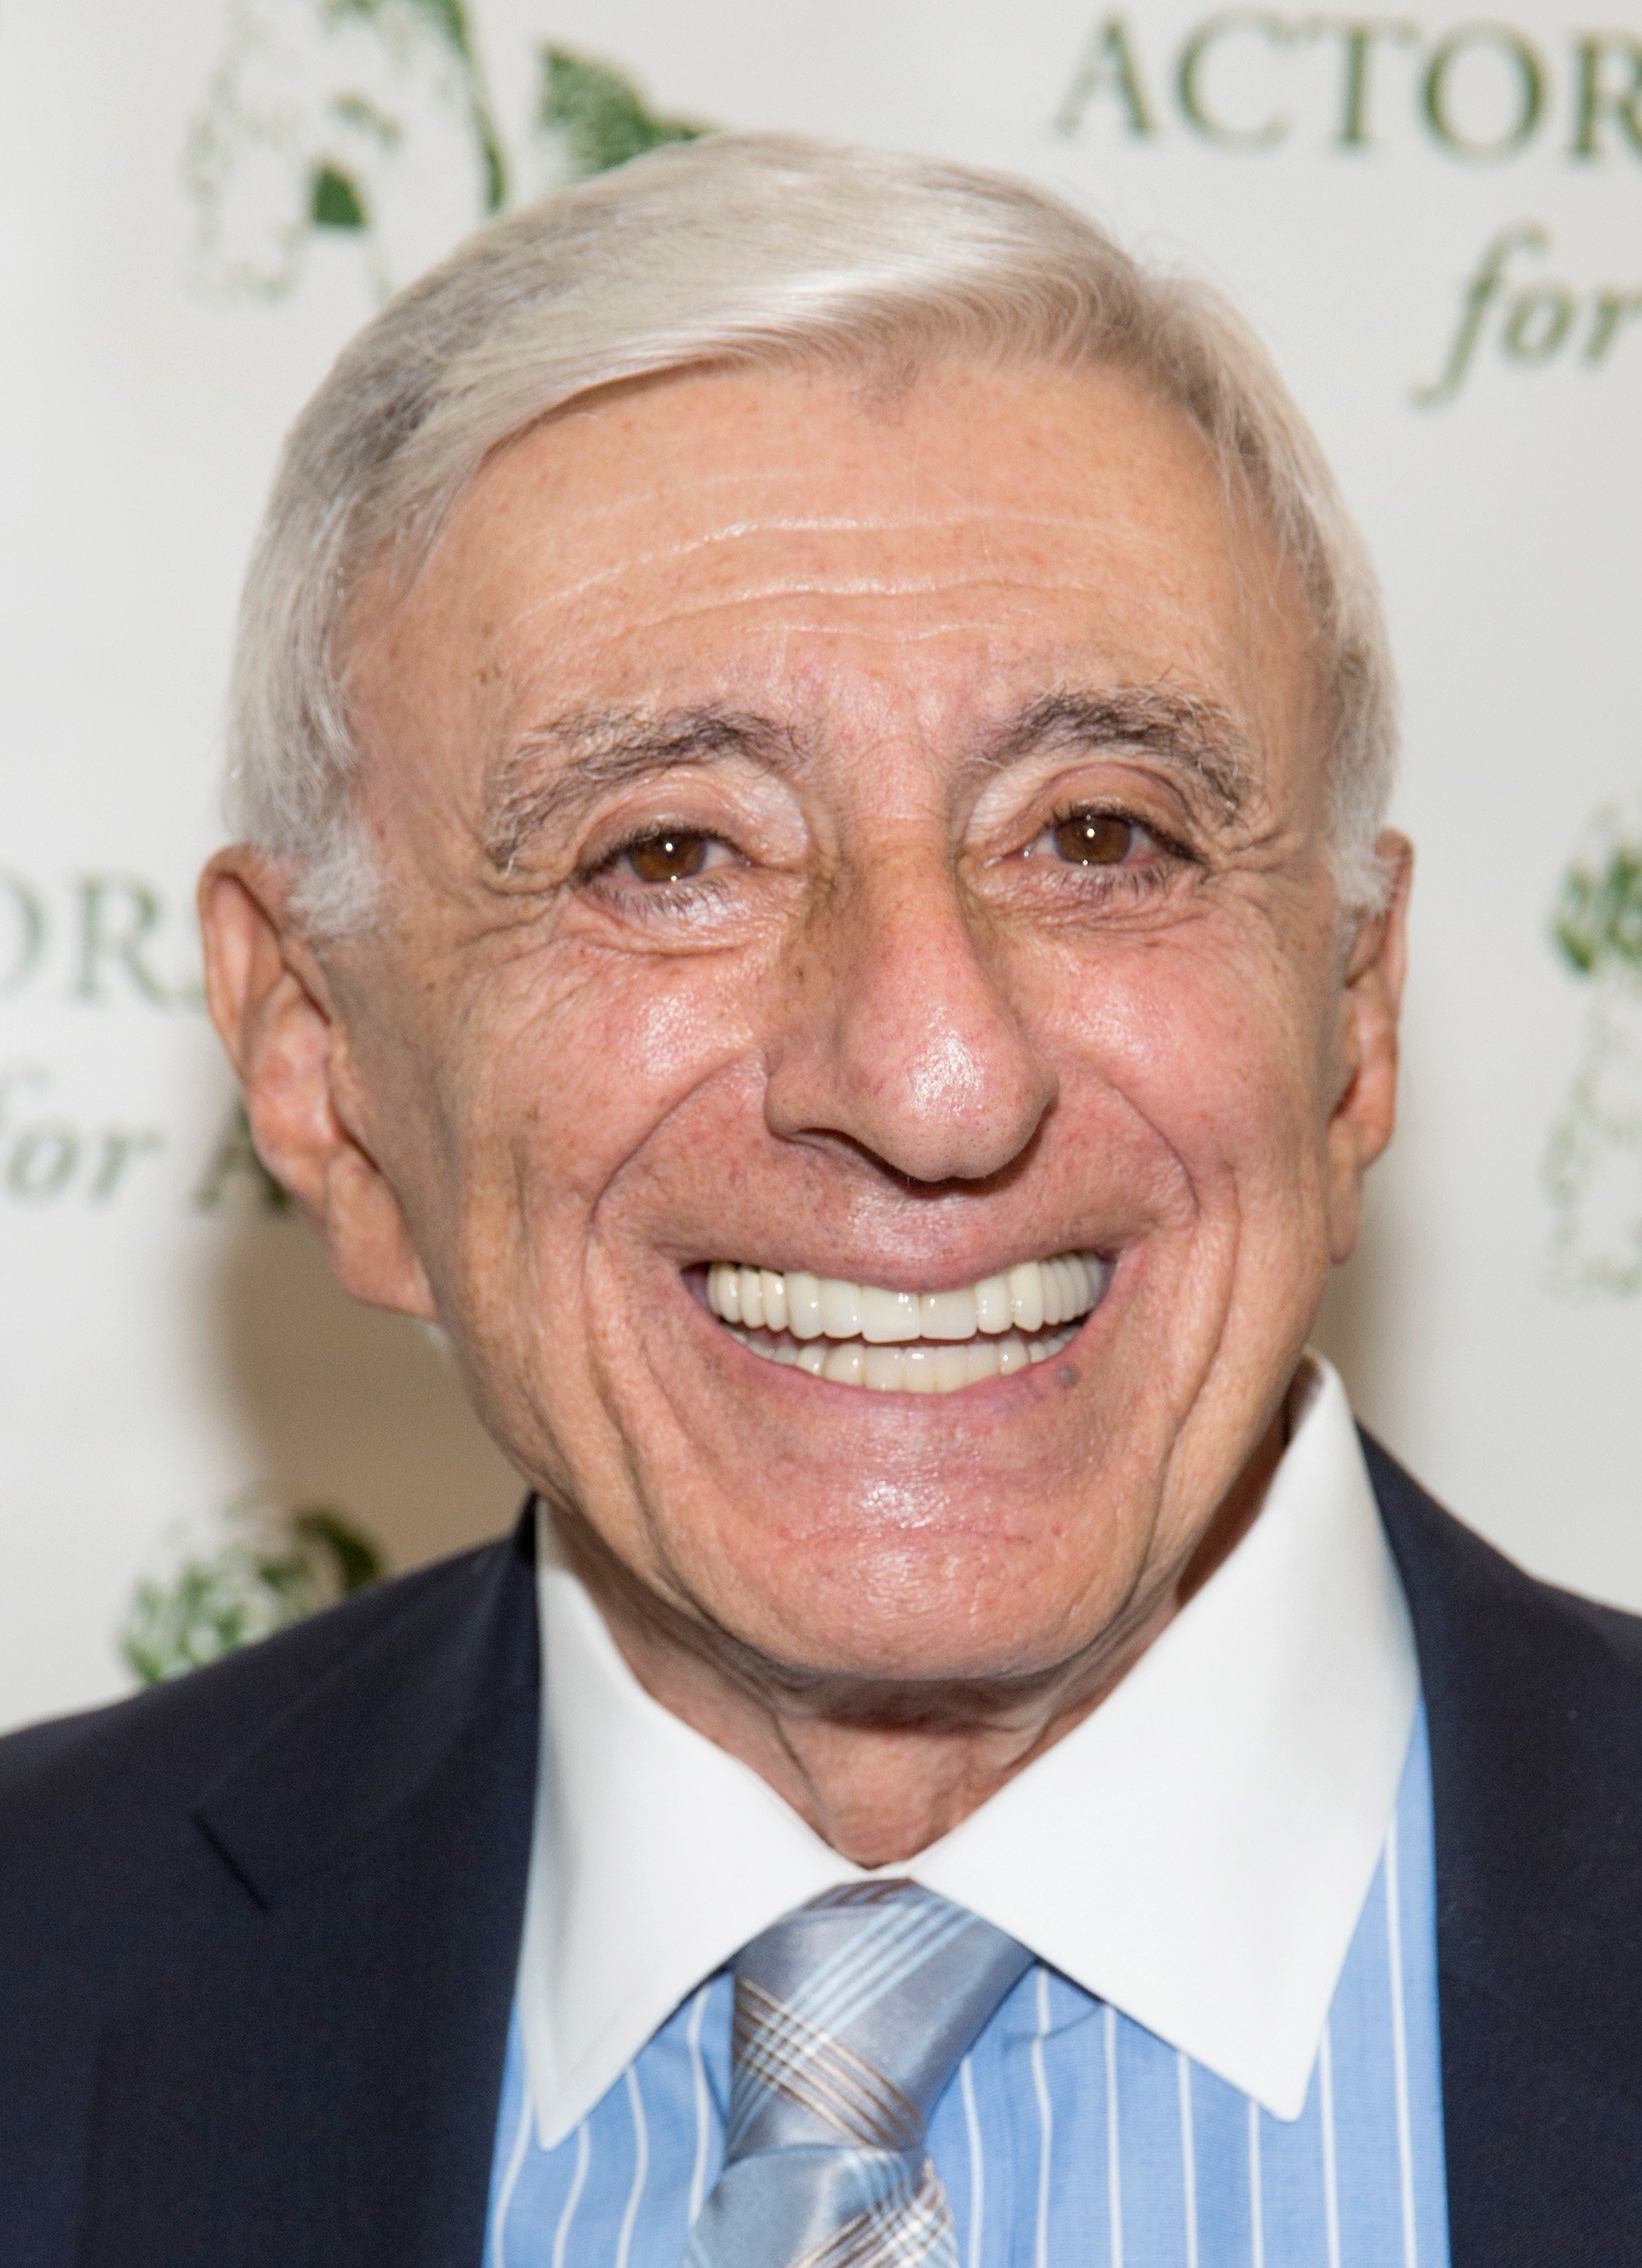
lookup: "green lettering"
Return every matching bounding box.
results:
[192,1099,290,1215]
[1305,16,1419,149]
[1571,36,1642,161]
[0,873,46,995]
[1502,285,1577,363]
[72,875,171,1004]
[7,1123,79,1202]
[1422,23,1545,160]
[1178,12,1295,150]
[1587,290,1642,364]
[1412,222,1546,408]
[1054,16,1159,137]
[88,1127,163,1203]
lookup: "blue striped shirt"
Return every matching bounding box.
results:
[485,1707,1449,2266]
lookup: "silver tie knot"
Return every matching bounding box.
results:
[688,1879,1032,2268]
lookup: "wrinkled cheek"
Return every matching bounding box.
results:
[557,966,764,1209]
[427,958,758,1311]
[1057,955,1320,1212]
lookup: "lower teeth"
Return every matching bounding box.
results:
[723,1323,1081,1391]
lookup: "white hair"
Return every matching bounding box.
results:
[227,132,1397,933]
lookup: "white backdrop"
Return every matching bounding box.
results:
[4,0,1640,1733]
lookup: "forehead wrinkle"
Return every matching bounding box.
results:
[976,687,1258,819]
[486,510,1160,614]
[513,577,1153,652]
[480,706,807,872]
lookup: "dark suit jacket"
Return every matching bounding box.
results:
[2,1444,1640,2265]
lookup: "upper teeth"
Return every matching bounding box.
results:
[705,1254,1104,1341]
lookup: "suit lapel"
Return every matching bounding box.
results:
[77,1447,1642,2263]
[1371,1438,1642,2266]
[79,1516,540,2268]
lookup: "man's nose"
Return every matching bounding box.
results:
[762,847,1058,1187]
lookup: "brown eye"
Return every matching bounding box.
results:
[1052,813,1134,866]
[624,832,712,884]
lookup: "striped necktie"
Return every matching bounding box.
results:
[688,1880,1033,2268]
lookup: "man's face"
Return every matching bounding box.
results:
[225,361,1402,1684]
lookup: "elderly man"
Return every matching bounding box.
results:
[4,135,1640,2268]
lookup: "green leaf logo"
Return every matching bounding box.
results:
[1545,802,1642,1296]
[188,5,710,301]
[1553,834,1642,980]
[538,46,705,181]
[120,1493,383,1683]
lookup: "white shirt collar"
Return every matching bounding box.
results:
[515,1356,1416,2143]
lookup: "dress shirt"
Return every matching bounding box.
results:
[514,1355,1416,2139]
[487,1356,1445,2266]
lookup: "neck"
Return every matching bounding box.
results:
[551,1416,1285,1869]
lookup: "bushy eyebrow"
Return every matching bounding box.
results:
[480,684,1254,870]
[481,708,805,871]
[980,688,1255,819]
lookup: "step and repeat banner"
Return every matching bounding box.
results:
[2,1,1640,1731]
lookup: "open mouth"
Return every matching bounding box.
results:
[705,1253,1108,1394]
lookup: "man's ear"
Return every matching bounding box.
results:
[1324,830,1413,1266]
[198,848,438,1320]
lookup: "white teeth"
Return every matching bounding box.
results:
[919,1285,979,1341]
[709,1262,741,1323]
[933,1345,972,1392]
[725,1321,1080,1388]
[1007,1260,1044,1334]
[902,1346,941,1393]
[1058,1257,1082,1317]
[787,1271,824,1339]
[823,1341,864,1387]
[860,1283,921,1344]
[706,1250,1106,1394]
[863,1345,903,1391]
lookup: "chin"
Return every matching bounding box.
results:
[669,1507,1124,1693]
[549,1234,1183,1681]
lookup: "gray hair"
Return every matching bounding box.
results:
[227,132,1396,933]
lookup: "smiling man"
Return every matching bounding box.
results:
[5,135,1642,2268]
